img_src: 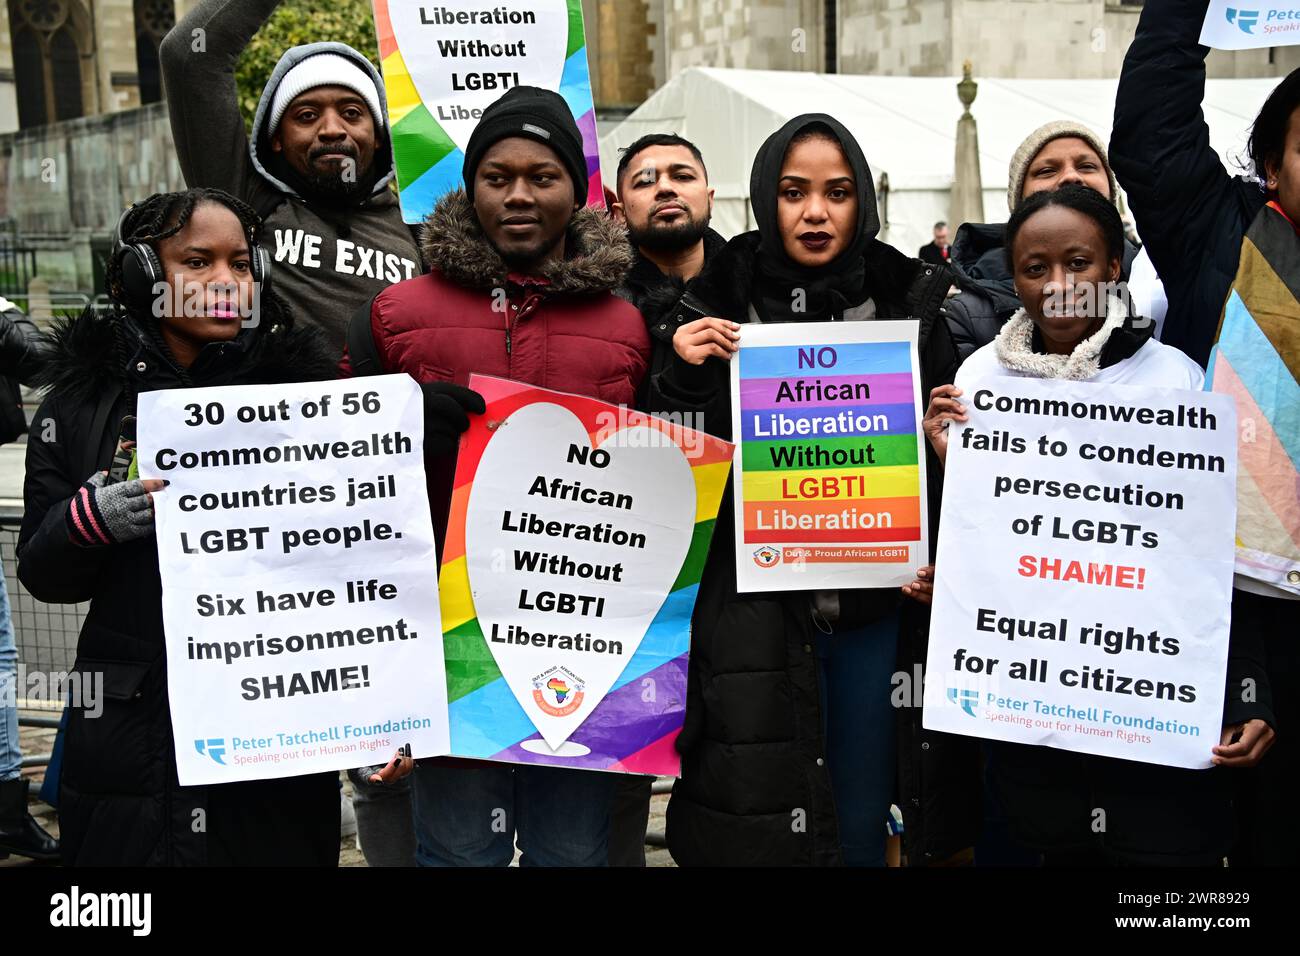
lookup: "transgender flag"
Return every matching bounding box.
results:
[1206,201,1300,596]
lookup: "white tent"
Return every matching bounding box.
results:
[599,67,1279,255]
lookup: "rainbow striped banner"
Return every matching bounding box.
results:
[1206,201,1300,595]
[438,376,733,773]
[729,322,929,592]
[372,0,602,223]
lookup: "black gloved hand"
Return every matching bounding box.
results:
[420,381,486,457]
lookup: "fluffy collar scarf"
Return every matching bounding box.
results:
[994,295,1132,380]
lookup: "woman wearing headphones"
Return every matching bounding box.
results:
[16,188,341,866]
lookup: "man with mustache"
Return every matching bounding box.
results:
[607,133,721,865]
[612,134,725,349]
[161,0,421,350]
[341,86,650,867]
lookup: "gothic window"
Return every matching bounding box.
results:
[48,24,82,119]
[11,25,45,128]
[6,0,89,127]
[134,0,176,105]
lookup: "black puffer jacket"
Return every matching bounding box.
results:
[617,229,727,408]
[0,296,46,443]
[17,309,341,866]
[945,221,1140,361]
[645,230,959,865]
[1110,0,1267,367]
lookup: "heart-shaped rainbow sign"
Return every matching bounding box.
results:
[465,401,697,749]
[439,376,735,773]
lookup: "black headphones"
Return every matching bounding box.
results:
[111,203,272,308]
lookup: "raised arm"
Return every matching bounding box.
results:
[160,0,283,203]
[1110,0,1236,270]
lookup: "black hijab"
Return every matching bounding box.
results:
[749,114,880,323]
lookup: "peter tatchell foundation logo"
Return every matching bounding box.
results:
[532,665,585,717]
[753,545,781,568]
[1227,7,1260,33]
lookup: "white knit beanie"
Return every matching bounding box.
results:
[267,53,385,135]
[1006,121,1118,213]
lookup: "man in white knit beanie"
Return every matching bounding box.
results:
[264,50,387,198]
[161,1,422,353]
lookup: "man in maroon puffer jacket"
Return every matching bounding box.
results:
[341,86,649,867]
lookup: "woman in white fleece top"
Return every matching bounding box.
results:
[911,183,1274,866]
[937,185,1202,436]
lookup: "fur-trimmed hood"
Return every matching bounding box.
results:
[33,308,339,409]
[420,189,632,294]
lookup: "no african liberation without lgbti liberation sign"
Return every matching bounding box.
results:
[729,321,930,593]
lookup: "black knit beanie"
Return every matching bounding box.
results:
[462,86,588,203]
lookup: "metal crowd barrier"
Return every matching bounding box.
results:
[2,510,84,686]
[3,507,86,769]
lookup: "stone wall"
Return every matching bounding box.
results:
[0,0,182,134]
[584,0,658,109]
[669,0,1300,79]
[840,0,953,75]
[0,102,183,289]
[657,0,828,73]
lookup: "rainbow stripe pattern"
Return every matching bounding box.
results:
[373,0,603,223]
[1206,201,1300,594]
[438,377,733,773]
[738,340,922,544]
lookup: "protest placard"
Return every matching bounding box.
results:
[372,0,601,222]
[1199,1,1300,49]
[438,375,732,773]
[139,376,449,786]
[922,377,1238,769]
[728,321,929,593]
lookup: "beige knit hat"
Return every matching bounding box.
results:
[1006,121,1118,213]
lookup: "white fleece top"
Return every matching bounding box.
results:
[955,302,1204,391]
[956,332,1204,390]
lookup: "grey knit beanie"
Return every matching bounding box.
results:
[1006,121,1118,212]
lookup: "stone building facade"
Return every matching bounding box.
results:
[584,0,659,110]
[0,0,1296,292]
[0,1,188,292]
[1,0,184,133]
[650,0,1299,80]
[838,0,1300,78]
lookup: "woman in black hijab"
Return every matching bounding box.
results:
[643,115,965,866]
